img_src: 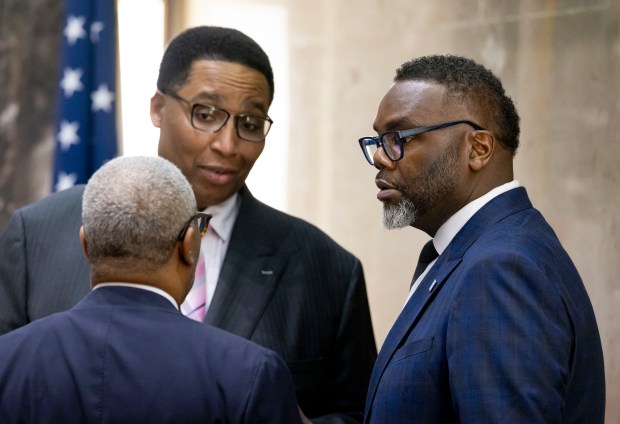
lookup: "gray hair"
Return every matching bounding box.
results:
[82,156,196,265]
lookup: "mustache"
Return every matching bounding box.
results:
[376,171,408,192]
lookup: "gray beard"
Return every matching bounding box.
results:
[382,197,417,229]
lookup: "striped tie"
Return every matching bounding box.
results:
[181,254,207,321]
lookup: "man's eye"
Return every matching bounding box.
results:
[193,107,217,123]
[240,116,263,133]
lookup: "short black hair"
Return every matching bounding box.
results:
[395,55,520,154]
[157,26,274,102]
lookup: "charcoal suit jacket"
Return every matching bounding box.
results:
[0,286,301,423]
[0,184,377,423]
[364,187,605,423]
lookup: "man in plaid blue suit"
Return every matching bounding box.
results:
[358,55,605,423]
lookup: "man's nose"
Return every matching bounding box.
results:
[373,145,395,170]
[209,119,239,155]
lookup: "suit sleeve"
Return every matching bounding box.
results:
[447,250,573,423]
[245,349,302,424]
[312,259,377,424]
[0,210,29,334]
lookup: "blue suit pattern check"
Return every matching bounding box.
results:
[364,187,605,424]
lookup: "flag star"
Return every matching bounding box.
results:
[55,171,78,192]
[91,84,115,112]
[57,120,80,151]
[90,21,105,43]
[64,15,87,45]
[60,67,83,97]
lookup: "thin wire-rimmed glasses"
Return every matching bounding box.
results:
[178,212,212,241]
[358,120,484,165]
[161,90,273,142]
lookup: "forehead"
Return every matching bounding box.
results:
[179,60,271,111]
[373,80,448,131]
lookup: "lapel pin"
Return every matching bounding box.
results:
[429,280,437,292]
[261,270,274,275]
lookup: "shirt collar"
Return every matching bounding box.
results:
[93,282,179,310]
[433,180,521,254]
[201,192,240,242]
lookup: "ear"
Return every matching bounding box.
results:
[79,226,89,258]
[150,91,164,128]
[178,226,199,267]
[468,130,495,172]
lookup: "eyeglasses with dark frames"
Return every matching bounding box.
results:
[161,90,273,143]
[358,120,484,165]
[178,212,212,241]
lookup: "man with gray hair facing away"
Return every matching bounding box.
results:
[0,156,301,424]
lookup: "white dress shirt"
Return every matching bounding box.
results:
[200,192,241,310]
[93,282,179,310]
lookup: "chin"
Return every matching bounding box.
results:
[382,199,417,229]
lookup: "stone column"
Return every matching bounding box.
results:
[0,0,63,229]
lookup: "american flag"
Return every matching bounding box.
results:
[53,0,118,192]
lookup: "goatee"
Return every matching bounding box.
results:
[382,197,417,229]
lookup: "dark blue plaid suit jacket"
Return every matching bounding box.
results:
[364,187,605,423]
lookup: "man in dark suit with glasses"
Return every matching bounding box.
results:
[0,26,376,423]
[358,54,605,423]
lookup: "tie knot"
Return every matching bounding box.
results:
[419,240,439,265]
[411,240,439,287]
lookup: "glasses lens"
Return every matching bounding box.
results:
[237,115,271,142]
[381,132,402,161]
[191,104,228,132]
[360,138,378,164]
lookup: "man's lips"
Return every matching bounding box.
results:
[199,165,238,185]
[375,178,401,201]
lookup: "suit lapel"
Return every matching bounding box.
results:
[205,246,288,338]
[364,256,461,416]
[365,187,534,418]
[205,187,291,339]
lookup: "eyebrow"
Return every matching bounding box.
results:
[244,99,269,115]
[191,92,221,103]
[191,92,268,115]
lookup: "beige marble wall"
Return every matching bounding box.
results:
[286,0,619,421]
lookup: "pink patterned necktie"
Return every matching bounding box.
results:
[181,253,207,321]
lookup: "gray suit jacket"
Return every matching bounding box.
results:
[0,185,377,423]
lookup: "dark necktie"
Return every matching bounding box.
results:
[411,240,439,288]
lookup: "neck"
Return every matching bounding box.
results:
[90,262,191,306]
